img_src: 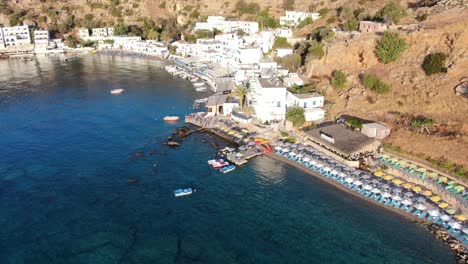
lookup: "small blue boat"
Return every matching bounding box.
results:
[220,164,236,174]
[174,188,193,197]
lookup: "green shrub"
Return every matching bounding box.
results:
[375,31,407,63]
[273,37,291,49]
[132,3,139,8]
[113,22,129,35]
[345,117,367,128]
[310,25,334,42]
[422,52,447,75]
[159,1,166,9]
[235,0,260,15]
[326,17,337,23]
[331,70,347,89]
[415,13,428,21]
[318,8,329,17]
[362,73,390,93]
[342,18,359,31]
[307,40,325,60]
[274,53,302,72]
[190,10,200,19]
[280,132,289,137]
[256,9,280,29]
[286,107,306,127]
[297,17,313,29]
[375,0,407,24]
[9,10,24,26]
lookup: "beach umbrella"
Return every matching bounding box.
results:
[404,191,414,197]
[422,190,433,197]
[302,157,310,162]
[345,177,354,184]
[416,197,426,203]
[438,177,448,183]
[393,195,402,201]
[247,141,255,145]
[429,210,440,217]
[446,208,456,215]
[412,186,422,193]
[290,152,297,156]
[364,184,373,190]
[330,170,339,175]
[463,228,468,235]
[298,145,305,150]
[393,188,403,193]
[282,148,290,152]
[316,163,324,168]
[381,184,390,189]
[392,179,403,185]
[438,203,449,209]
[361,174,371,179]
[323,167,331,172]
[383,175,394,181]
[449,222,462,229]
[297,154,304,158]
[382,192,391,198]
[241,129,249,133]
[440,215,451,221]
[402,199,413,206]
[430,196,441,202]
[239,146,246,151]
[353,170,361,176]
[456,186,466,192]
[415,203,427,210]
[236,152,244,157]
[371,188,381,193]
[274,146,282,151]
[417,167,427,173]
[455,215,467,221]
[354,180,363,186]
[284,142,292,147]
[374,171,384,177]
[403,183,413,189]
[291,144,298,148]
[371,179,380,184]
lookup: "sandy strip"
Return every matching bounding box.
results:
[264,152,426,223]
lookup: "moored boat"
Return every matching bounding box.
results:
[174,188,193,197]
[220,164,236,174]
[195,87,207,92]
[193,82,205,87]
[212,161,229,169]
[163,116,180,122]
[208,159,224,165]
[111,88,126,95]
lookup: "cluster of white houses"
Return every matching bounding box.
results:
[0,25,65,51]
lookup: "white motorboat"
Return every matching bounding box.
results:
[163,116,180,122]
[110,89,126,95]
[193,82,205,87]
[195,87,207,92]
[174,188,193,197]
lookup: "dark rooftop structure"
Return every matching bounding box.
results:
[304,124,380,160]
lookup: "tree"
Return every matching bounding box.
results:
[113,22,129,35]
[275,53,301,72]
[362,73,390,93]
[375,31,407,64]
[273,37,291,49]
[422,52,447,76]
[286,107,306,127]
[331,70,347,89]
[297,17,313,29]
[307,40,325,60]
[342,18,359,31]
[310,26,334,42]
[375,1,407,24]
[283,0,295,10]
[234,85,248,111]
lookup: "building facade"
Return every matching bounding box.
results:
[33,30,49,44]
[359,21,388,33]
[2,25,31,47]
[280,11,320,27]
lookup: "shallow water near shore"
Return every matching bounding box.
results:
[0,55,456,263]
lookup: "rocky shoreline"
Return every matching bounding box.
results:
[426,223,468,263]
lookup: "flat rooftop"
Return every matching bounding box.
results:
[305,124,379,156]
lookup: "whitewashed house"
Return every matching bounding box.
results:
[92,28,109,37]
[275,28,293,38]
[0,29,5,49]
[286,91,325,121]
[280,11,320,27]
[249,76,287,123]
[107,27,114,36]
[194,16,259,34]
[236,47,263,64]
[33,30,49,44]
[276,48,293,58]
[2,25,31,46]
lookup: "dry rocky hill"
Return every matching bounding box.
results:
[1,0,467,172]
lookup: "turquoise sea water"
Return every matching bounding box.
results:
[0,55,456,263]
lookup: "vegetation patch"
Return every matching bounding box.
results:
[422,52,447,76]
[362,73,391,93]
[331,70,347,89]
[286,107,306,127]
[374,0,407,24]
[375,31,407,64]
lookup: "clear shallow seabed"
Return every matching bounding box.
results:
[0,55,456,263]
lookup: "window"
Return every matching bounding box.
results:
[303,102,307,108]
[277,101,281,107]
[312,101,316,106]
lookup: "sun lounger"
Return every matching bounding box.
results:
[413,210,420,216]
[453,230,461,236]
[388,200,395,206]
[418,212,427,219]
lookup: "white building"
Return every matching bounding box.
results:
[276,48,293,58]
[0,30,5,49]
[194,16,259,34]
[33,30,49,44]
[280,11,321,27]
[237,47,263,64]
[286,91,325,121]
[78,29,90,39]
[2,25,31,46]
[275,28,293,38]
[92,28,108,37]
[249,76,287,123]
[107,27,114,36]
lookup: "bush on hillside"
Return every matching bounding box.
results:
[362,73,390,93]
[307,40,325,60]
[283,0,295,10]
[318,8,329,17]
[331,70,347,89]
[375,31,407,64]
[235,0,260,15]
[113,22,129,35]
[286,107,306,127]
[297,17,313,29]
[375,1,407,24]
[422,52,447,75]
[274,53,301,72]
[273,37,291,49]
[310,26,334,42]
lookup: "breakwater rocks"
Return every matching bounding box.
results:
[426,223,468,263]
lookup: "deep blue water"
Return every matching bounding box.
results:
[0,55,456,263]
